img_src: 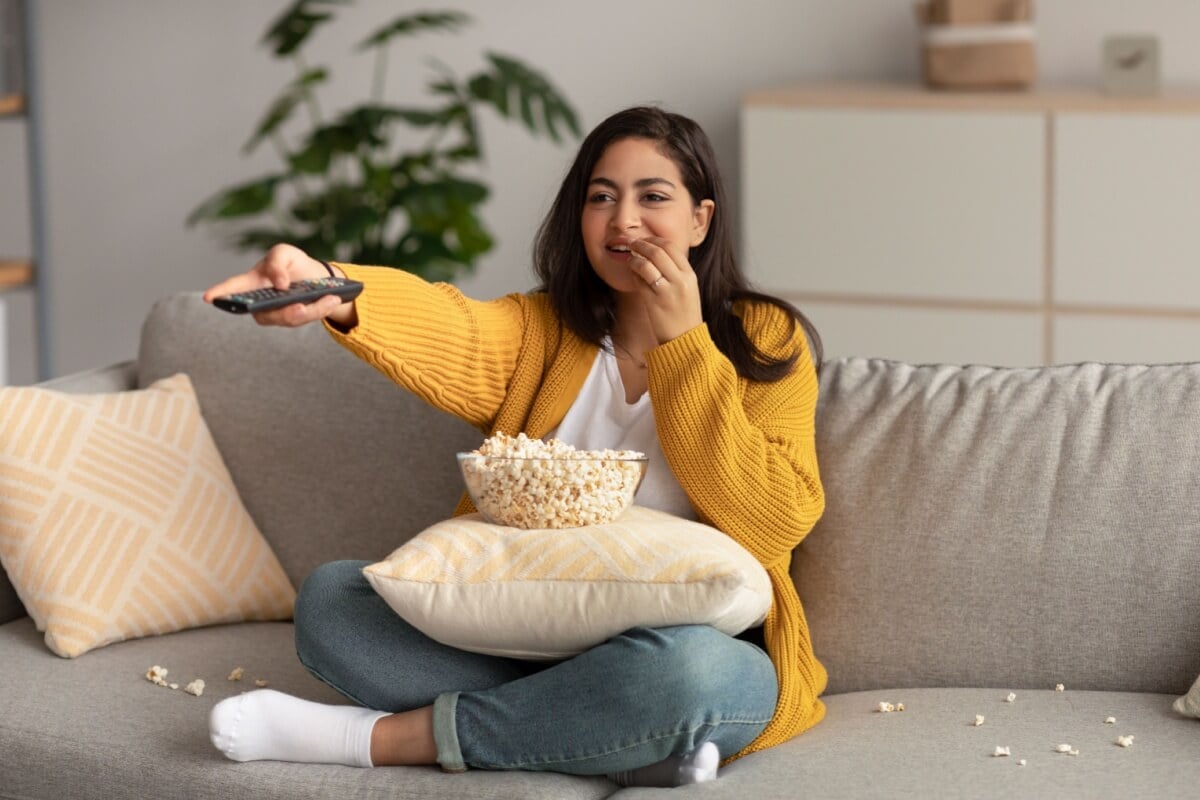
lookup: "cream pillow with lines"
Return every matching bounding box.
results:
[364,506,772,659]
[0,373,295,658]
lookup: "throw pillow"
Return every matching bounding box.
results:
[363,505,772,660]
[1175,673,1200,718]
[0,373,295,658]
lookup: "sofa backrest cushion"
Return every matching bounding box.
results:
[136,292,481,590]
[795,357,1200,695]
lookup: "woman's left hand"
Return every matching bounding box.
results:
[628,236,704,344]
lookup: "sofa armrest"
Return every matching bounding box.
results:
[0,359,139,626]
[37,360,138,394]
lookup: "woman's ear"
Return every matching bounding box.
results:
[690,199,715,247]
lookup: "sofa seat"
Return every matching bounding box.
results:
[0,617,614,800]
[642,688,1198,799]
[5,609,1195,800]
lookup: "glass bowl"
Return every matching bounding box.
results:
[457,452,648,529]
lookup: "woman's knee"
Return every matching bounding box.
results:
[294,560,372,638]
[620,625,778,714]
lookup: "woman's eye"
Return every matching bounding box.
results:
[587,192,614,204]
[643,192,669,203]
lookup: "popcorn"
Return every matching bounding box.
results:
[1116,735,1134,748]
[895,703,905,712]
[993,746,1011,757]
[1055,684,1065,692]
[1054,744,1079,756]
[1005,693,1017,703]
[1018,759,1027,766]
[460,433,646,529]
[146,664,208,697]
[974,715,986,727]
[254,679,269,688]
[877,702,895,713]
[1105,716,1116,725]
[228,667,245,681]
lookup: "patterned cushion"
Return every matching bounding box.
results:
[0,373,295,658]
[363,506,772,659]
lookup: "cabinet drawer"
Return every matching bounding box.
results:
[742,106,1044,303]
[801,301,1043,367]
[1054,314,1200,365]
[1054,113,1200,310]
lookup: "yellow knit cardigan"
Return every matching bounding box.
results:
[326,264,827,761]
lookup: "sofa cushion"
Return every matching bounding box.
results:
[0,373,294,657]
[364,506,772,659]
[135,292,482,590]
[0,617,617,800]
[621,688,1199,799]
[797,358,1200,696]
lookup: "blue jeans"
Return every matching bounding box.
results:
[293,560,778,774]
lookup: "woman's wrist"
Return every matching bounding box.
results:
[317,259,344,279]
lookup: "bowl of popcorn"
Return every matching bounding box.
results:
[458,433,648,529]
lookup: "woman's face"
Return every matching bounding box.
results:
[580,137,712,294]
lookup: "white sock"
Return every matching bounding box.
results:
[608,741,720,787]
[1176,673,1200,718]
[209,689,388,767]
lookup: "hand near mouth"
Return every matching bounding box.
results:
[628,237,704,345]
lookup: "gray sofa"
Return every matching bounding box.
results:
[2,291,1198,799]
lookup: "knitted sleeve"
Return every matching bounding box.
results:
[645,304,824,566]
[321,264,527,430]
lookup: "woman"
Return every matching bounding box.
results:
[203,105,826,787]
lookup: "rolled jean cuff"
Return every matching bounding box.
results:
[433,691,467,772]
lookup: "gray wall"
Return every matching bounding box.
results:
[5,0,1200,379]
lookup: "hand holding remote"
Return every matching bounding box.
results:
[202,244,359,329]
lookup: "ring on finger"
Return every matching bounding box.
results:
[652,276,665,288]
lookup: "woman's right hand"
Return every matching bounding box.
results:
[202,243,357,328]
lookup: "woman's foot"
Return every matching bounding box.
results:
[608,741,720,787]
[209,689,387,767]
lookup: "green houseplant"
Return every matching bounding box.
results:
[188,0,580,283]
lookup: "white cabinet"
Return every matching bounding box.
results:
[742,84,1200,366]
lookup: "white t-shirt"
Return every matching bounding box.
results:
[548,338,697,520]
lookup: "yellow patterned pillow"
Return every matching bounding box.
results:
[0,373,295,658]
[363,506,772,659]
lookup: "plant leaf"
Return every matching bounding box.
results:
[396,177,488,234]
[244,67,328,153]
[289,120,369,174]
[186,176,282,225]
[467,53,582,143]
[262,0,349,57]
[358,11,471,49]
[290,183,357,224]
[384,231,465,282]
[447,207,494,260]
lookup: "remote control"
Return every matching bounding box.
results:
[212,277,364,314]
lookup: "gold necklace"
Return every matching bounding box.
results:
[612,341,647,369]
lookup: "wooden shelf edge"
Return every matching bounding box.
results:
[0,93,25,117]
[0,260,34,290]
[743,81,1200,114]
[777,290,1200,321]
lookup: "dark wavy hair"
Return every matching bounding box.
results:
[532,105,822,381]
